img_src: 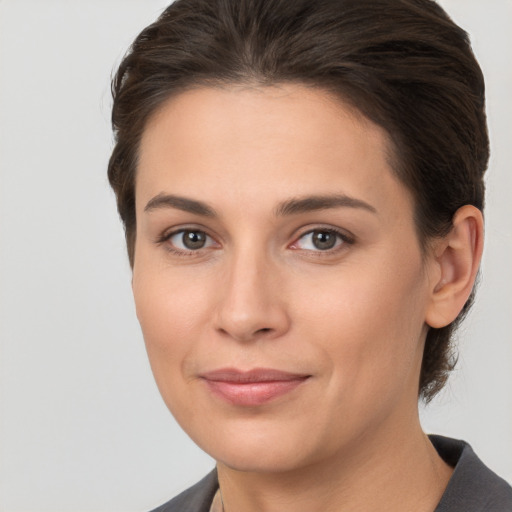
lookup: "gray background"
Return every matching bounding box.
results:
[0,1,510,510]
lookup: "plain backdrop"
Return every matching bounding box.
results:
[0,1,510,510]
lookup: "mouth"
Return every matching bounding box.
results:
[199,368,311,407]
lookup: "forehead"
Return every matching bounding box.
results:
[140,83,389,164]
[137,84,413,221]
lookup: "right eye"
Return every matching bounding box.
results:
[165,229,217,252]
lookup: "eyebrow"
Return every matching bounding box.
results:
[144,193,377,217]
[274,194,377,216]
[144,193,217,217]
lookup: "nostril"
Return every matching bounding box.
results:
[256,327,272,334]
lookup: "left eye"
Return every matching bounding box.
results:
[293,229,346,251]
[168,230,216,251]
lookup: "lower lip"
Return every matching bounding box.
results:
[203,378,309,406]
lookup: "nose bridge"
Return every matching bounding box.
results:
[214,241,288,341]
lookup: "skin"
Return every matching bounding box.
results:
[133,84,483,511]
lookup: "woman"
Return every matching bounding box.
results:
[108,0,512,510]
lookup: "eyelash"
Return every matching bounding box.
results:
[156,226,355,257]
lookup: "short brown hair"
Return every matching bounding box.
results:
[108,0,489,401]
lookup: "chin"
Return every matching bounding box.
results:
[189,418,322,474]
[216,445,309,474]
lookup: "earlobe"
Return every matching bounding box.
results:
[425,205,484,329]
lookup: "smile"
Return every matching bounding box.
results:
[199,368,311,407]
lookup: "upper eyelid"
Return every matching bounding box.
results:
[292,225,355,243]
[158,224,217,241]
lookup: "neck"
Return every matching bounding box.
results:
[216,414,453,512]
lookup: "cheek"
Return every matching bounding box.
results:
[132,264,211,394]
[133,246,216,333]
[294,251,429,397]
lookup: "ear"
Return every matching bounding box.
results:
[425,205,484,329]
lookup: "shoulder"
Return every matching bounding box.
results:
[431,435,512,512]
[149,469,219,512]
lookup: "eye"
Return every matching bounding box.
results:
[291,229,350,251]
[166,229,216,251]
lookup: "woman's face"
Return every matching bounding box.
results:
[133,84,437,472]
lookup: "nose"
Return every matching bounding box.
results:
[213,249,290,343]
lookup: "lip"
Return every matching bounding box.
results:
[199,368,311,406]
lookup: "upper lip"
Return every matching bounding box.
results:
[199,368,311,383]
